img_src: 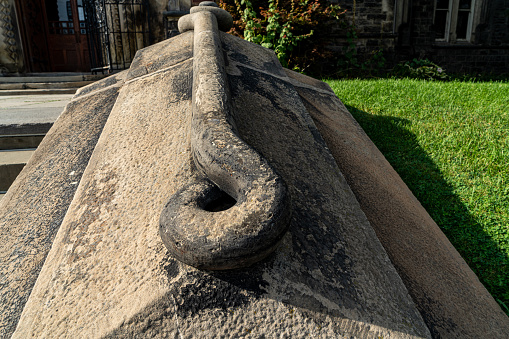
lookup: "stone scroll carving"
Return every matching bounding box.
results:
[159,2,291,270]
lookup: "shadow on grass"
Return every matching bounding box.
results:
[344,104,509,315]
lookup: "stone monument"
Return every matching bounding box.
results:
[0,3,507,338]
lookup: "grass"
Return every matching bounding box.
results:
[325,78,509,315]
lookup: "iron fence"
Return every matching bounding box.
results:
[84,0,151,72]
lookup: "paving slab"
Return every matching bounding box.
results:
[0,94,73,134]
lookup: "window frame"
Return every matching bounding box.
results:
[433,0,476,43]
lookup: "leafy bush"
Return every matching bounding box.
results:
[392,59,449,81]
[219,0,345,71]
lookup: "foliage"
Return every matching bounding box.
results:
[219,0,345,71]
[392,58,449,81]
[326,78,509,315]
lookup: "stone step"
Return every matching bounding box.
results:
[0,73,105,83]
[0,134,44,197]
[0,89,77,96]
[0,149,34,165]
[0,149,35,191]
[0,81,94,91]
[0,73,108,95]
[0,134,45,150]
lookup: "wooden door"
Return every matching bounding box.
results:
[15,0,51,72]
[43,0,90,72]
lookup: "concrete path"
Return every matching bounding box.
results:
[0,94,73,127]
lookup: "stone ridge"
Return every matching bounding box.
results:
[160,4,291,270]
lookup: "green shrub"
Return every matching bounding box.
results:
[219,0,345,71]
[392,59,449,80]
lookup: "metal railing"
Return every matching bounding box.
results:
[84,0,151,73]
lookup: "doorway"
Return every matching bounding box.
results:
[16,0,90,73]
[44,0,90,72]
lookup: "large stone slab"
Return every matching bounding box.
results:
[12,33,430,338]
[286,69,509,338]
[0,73,125,338]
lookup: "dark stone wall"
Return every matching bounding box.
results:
[397,0,509,74]
[329,0,509,74]
[330,0,397,61]
[341,0,394,36]
[485,0,509,46]
[431,45,509,74]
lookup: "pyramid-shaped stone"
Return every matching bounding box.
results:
[1,3,507,338]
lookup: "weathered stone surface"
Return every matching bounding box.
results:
[0,81,122,338]
[160,6,291,270]
[222,31,287,79]
[12,32,430,338]
[179,1,233,32]
[125,31,193,81]
[287,69,509,338]
[74,70,127,99]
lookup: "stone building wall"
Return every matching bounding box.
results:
[329,0,509,74]
[483,0,509,45]
[0,0,24,74]
[1,0,507,75]
[329,0,397,63]
[403,0,509,73]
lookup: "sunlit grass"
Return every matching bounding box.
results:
[326,78,509,315]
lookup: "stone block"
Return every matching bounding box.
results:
[4,6,508,338]
[10,25,430,339]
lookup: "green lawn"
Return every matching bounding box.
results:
[325,78,509,315]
